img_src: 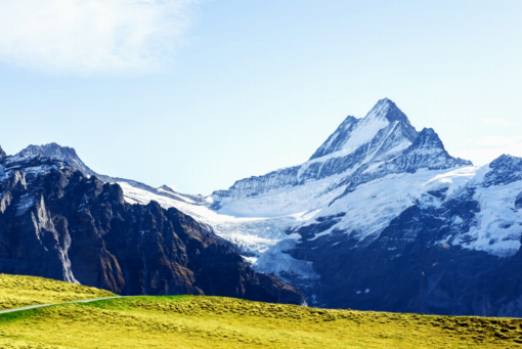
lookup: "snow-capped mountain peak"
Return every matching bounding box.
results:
[399,127,468,166]
[310,115,359,160]
[482,154,522,187]
[412,128,444,149]
[14,143,79,161]
[212,99,470,210]
[310,98,416,161]
[379,127,472,174]
[6,143,95,176]
[365,98,411,124]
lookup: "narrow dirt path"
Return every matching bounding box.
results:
[0,296,121,316]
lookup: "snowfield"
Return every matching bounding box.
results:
[118,162,522,281]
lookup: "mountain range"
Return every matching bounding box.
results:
[0,145,301,304]
[2,98,522,316]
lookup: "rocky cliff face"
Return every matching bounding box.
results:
[0,158,302,304]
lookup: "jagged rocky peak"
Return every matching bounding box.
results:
[310,115,358,159]
[403,127,457,160]
[13,143,79,161]
[387,127,472,173]
[366,98,411,124]
[310,98,416,161]
[489,154,522,170]
[407,128,471,172]
[411,128,445,149]
[213,98,472,203]
[8,142,95,176]
[483,154,522,187]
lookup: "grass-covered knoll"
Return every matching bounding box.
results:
[1,296,522,348]
[0,274,114,310]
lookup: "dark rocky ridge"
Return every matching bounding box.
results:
[0,163,302,304]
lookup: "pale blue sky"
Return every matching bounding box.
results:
[0,0,521,194]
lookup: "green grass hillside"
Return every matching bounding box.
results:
[0,274,114,310]
[1,289,522,348]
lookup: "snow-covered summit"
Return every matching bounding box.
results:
[213,99,468,208]
[13,143,79,161]
[482,154,522,187]
[370,98,412,123]
[6,143,95,175]
[310,98,416,161]
[412,127,444,149]
[383,127,472,173]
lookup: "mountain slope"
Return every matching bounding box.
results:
[0,156,302,304]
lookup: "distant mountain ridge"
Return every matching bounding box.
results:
[2,98,522,316]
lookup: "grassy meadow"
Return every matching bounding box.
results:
[0,273,114,310]
[0,289,522,348]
